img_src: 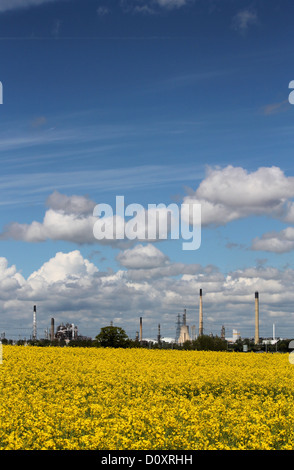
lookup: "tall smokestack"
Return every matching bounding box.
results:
[140,317,142,343]
[50,318,55,342]
[183,308,186,326]
[255,292,259,344]
[199,289,203,336]
[33,305,37,341]
[157,324,161,345]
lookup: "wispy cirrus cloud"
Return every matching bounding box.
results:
[261,100,289,116]
[97,6,111,16]
[155,0,189,8]
[120,0,192,14]
[0,163,202,208]
[0,0,62,13]
[232,8,258,34]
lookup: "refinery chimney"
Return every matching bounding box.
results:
[140,317,143,343]
[33,305,37,341]
[183,308,187,326]
[157,324,161,345]
[255,292,259,344]
[50,318,55,342]
[199,289,203,336]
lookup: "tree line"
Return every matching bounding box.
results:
[2,325,293,352]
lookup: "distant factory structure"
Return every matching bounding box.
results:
[55,322,78,342]
[50,319,89,343]
[30,309,89,344]
[28,288,280,348]
[173,289,278,347]
[176,289,203,345]
[43,317,78,342]
[226,329,241,343]
[176,309,194,344]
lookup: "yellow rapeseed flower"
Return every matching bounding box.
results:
[0,346,294,450]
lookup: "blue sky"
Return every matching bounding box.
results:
[0,0,294,341]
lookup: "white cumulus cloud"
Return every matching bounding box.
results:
[1,249,294,339]
[252,227,294,254]
[183,165,294,227]
[0,191,97,244]
[0,191,182,246]
[2,167,294,253]
[116,243,170,269]
[28,250,98,284]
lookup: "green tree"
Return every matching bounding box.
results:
[95,326,129,348]
[193,335,227,351]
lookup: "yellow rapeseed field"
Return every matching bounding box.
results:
[1,345,294,450]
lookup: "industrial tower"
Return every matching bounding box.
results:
[157,324,161,345]
[32,305,37,341]
[175,313,182,343]
[255,291,259,344]
[178,309,190,344]
[140,317,143,343]
[199,289,203,336]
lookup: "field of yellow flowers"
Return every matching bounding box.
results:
[1,345,294,450]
